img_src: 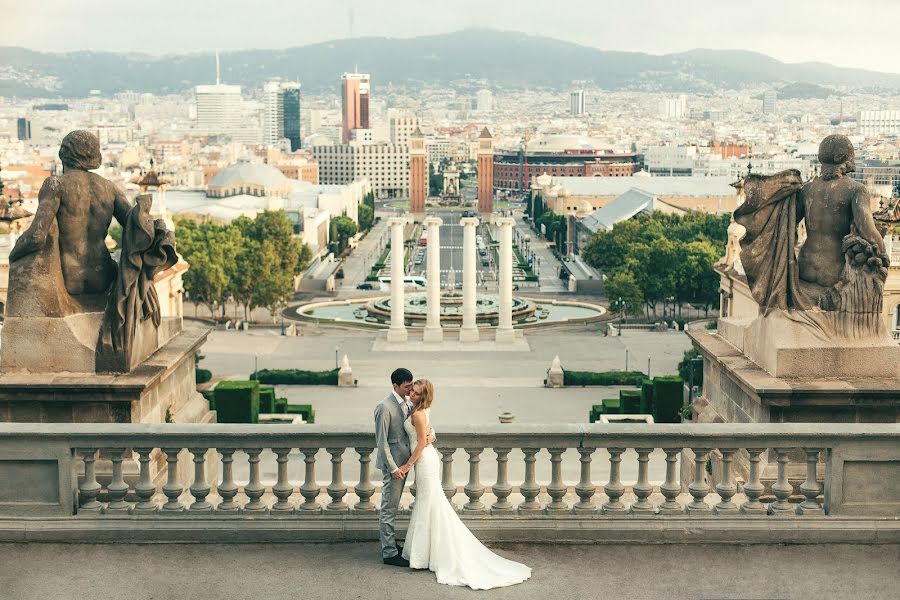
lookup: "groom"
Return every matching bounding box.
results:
[374,367,415,566]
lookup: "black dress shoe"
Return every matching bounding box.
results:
[395,543,404,555]
[383,554,410,567]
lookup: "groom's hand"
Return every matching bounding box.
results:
[428,428,436,445]
[391,468,404,479]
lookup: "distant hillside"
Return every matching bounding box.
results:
[1,29,898,98]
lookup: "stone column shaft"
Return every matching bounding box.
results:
[459,217,480,342]
[387,217,407,343]
[496,217,516,343]
[423,217,443,343]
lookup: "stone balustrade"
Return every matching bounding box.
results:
[0,423,897,544]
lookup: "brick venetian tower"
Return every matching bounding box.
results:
[477,127,494,214]
[409,126,427,214]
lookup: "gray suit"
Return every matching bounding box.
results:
[374,392,411,559]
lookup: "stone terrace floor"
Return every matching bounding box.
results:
[1,542,896,600]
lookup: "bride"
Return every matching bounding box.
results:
[395,378,532,590]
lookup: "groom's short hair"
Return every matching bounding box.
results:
[391,368,413,386]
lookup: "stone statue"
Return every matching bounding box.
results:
[2,130,177,373]
[734,134,890,339]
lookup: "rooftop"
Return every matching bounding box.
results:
[548,175,738,197]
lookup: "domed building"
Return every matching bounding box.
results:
[207,162,292,199]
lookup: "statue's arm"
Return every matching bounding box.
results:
[112,184,132,227]
[8,177,61,261]
[851,186,888,261]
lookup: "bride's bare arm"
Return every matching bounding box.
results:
[399,411,429,476]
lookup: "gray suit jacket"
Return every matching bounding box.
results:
[374,392,411,474]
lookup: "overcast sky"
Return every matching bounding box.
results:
[6,0,900,73]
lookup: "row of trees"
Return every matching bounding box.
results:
[582,212,730,319]
[176,211,312,321]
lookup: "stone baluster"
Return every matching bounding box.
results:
[518,448,542,513]
[686,448,711,513]
[326,448,349,512]
[630,448,654,513]
[440,448,458,506]
[714,448,738,514]
[574,447,597,513]
[658,448,683,514]
[161,447,185,512]
[299,448,322,512]
[490,448,514,514]
[463,447,485,512]
[271,448,295,513]
[768,448,794,516]
[243,448,266,513]
[602,448,627,513]
[187,448,212,513]
[739,448,767,515]
[797,448,823,515]
[105,448,130,514]
[133,447,158,513]
[353,447,376,512]
[78,449,102,513]
[217,448,240,512]
[546,448,569,512]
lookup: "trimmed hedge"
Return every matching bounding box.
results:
[563,370,648,387]
[652,376,684,423]
[251,368,339,385]
[214,380,260,424]
[640,379,654,414]
[620,389,642,414]
[286,404,315,423]
[259,385,277,413]
[196,368,213,384]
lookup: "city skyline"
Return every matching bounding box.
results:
[4,0,900,74]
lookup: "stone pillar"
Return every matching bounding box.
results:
[496,217,516,343]
[547,355,564,388]
[459,216,480,343]
[423,216,443,343]
[386,217,407,343]
[338,355,353,387]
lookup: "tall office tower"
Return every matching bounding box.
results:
[195,83,242,135]
[409,127,427,213]
[763,90,777,114]
[477,127,494,214]
[16,118,31,141]
[341,72,370,143]
[657,95,687,119]
[476,89,493,112]
[264,81,302,150]
[570,90,585,116]
[282,83,301,151]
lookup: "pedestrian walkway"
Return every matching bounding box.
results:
[513,216,567,292]
[338,217,390,288]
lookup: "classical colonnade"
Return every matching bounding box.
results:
[386,215,516,343]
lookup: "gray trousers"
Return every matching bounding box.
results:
[379,470,406,558]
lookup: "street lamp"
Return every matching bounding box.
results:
[254,353,259,378]
[334,346,340,370]
[688,356,704,407]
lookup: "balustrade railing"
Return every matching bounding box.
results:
[0,423,896,520]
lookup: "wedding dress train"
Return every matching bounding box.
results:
[401,410,531,590]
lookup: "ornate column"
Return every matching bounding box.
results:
[459,216,480,342]
[495,217,516,343]
[423,216,443,343]
[386,217,407,343]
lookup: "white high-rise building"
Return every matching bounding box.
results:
[476,89,493,112]
[657,95,687,119]
[390,116,421,146]
[570,90,585,116]
[763,91,778,115]
[263,81,284,146]
[859,110,900,137]
[195,84,242,135]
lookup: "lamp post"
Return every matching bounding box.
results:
[688,356,703,407]
[334,346,339,370]
[254,353,259,378]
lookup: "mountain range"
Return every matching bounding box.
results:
[2,29,898,98]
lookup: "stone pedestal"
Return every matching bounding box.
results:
[459,217,480,343]
[547,356,564,388]
[386,217,407,344]
[338,355,354,387]
[495,217,516,343]
[423,216,443,343]
[687,320,900,494]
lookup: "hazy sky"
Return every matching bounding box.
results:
[6,0,900,73]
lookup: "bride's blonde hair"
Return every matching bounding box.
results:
[412,378,434,412]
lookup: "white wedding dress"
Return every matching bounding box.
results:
[401,409,531,590]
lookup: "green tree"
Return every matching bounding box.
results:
[358,202,374,232]
[603,270,644,317]
[178,220,244,317]
[428,163,443,196]
[678,348,703,388]
[330,215,358,254]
